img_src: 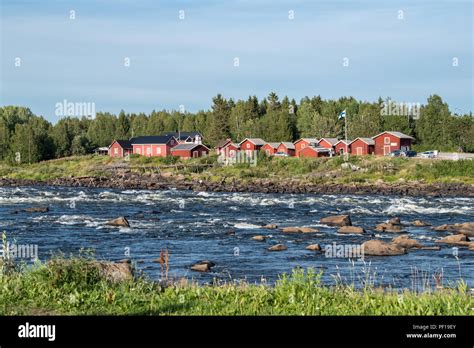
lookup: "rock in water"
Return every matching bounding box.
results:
[337,226,365,234]
[305,244,321,251]
[374,222,403,233]
[320,215,352,226]
[388,217,401,225]
[252,235,266,241]
[362,239,406,256]
[281,227,301,233]
[299,227,319,233]
[262,224,278,229]
[391,235,422,249]
[106,216,130,228]
[435,234,470,246]
[24,207,49,213]
[411,220,431,227]
[268,244,288,251]
[191,260,215,272]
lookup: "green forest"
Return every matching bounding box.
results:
[0,93,473,164]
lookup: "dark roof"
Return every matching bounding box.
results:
[216,138,232,148]
[372,131,415,140]
[131,135,176,145]
[171,143,209,151]
[164,132,202,141]
[114,140,133,149]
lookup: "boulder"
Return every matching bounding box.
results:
[362,239,406,256]
[281,227,301,233]
[252,235,266,241]
[191,260,215,272]
[24,207,49,213]
[388,217,401,225]
[337,226,365,234]
[456,222,474,237]
[97,262,134,282]
[106,216,130,228]
[374,222,403,233]
[420,246,441,251]
[262,224,278,229]
[299,227,319,233]
[268,244,288,251]
[305,244,321,251]
[435,234,470,246]
[320,215,352,227]
[412,220,431,227]
[391,235,422,249]
[469,243,474,251]
[433,224,457,232]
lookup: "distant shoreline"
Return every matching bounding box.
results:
[1,174,473,197]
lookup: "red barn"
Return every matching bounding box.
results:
[109,140,133,157]
[261,142,279,156]
[294,138,318,156]
[219,142,239,158]
[239,138,266,155]
[132,135,178,157]
[334,140,352,156]
[372,131,415,156]
[171,144,210,158]
[318,138,339,151]
[277,142,296,156]
[216,138,232,155]
[349,138,375,156]
[298,146,331,158]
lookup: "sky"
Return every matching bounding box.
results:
[0,0,472,123]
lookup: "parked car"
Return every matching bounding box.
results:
[404,150,417,157]
[274,152,289,157]
[419,151,436,158]
[388,150,403,157]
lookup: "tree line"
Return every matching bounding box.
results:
[0,93,473,163]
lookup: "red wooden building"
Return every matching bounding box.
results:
[261,142,279,156]
[239,138,266,155]
[318,138,339,152]
[372,131,415,156]
[334,140,351,155]
[109,140,133,157]
[216,138,232,155]
[298,146,331,158]
[171,143,210,158]
[277,142,296,156]
[294,138,318,156]
[132,135,178,157]
[220,142,239,158]
[349,138,375,156]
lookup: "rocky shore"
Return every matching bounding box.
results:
[1,171,473,197]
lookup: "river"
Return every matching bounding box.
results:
[0,186,472,289]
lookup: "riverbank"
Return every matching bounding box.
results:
[1,256,471,315]
[1,155,474,197]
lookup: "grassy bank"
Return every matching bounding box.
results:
[0,256,472,315]
[1,154,474,185]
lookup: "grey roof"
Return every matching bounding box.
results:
[171,143,209,151]
[335,139,352,145]
[308,146,331,152]
[165,131,202,141]
[216,138,232,148]
[295,138,319,144]
[265,142,280,149]
[239,138,266,146]
[319,138,339,146]
[280,142,295,150]
[350,137,375,145]
[372,131,415,140]
[131,135,176,145]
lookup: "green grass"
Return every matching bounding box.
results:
[1,154,473,185]
[1,256,472,316]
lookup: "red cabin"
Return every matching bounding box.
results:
[334,140,352,156]
[109,140,133,157]
[171,144,210,158]
[238,138,266,155]
[372,131,415,156]
[261,143,279,156]
[220,142,239,158]
[216,138,233,155]
[349,138,375,156]
[294,138,318,157]
[132,135,178,157]
[318,138,339,152]
[298,146,331,158]
[277,142,296,156]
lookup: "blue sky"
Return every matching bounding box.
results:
[1,0,472,123]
